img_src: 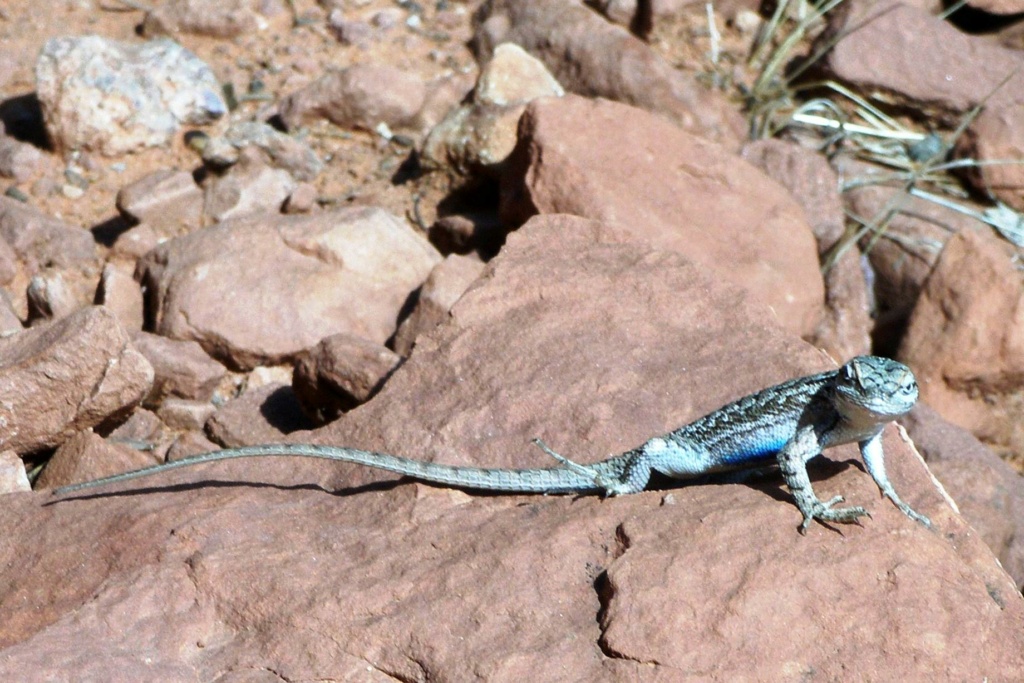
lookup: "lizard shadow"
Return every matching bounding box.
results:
[46,456,864,507]
[44,477,403,505]
[644,454,864,505]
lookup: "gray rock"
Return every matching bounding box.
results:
[202,147,298,222]
[202,121,323,182]
[116,169,204,232]
[0,134,42,182]
[36,36,226,155]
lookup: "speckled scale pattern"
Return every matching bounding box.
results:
[676,370,836,467]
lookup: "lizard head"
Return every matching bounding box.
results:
[832,356,918,427]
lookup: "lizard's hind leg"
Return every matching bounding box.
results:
[531,438,639,496]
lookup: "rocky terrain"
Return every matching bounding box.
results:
[1,0,1024,679]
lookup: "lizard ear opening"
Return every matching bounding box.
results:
[841,358,858,385]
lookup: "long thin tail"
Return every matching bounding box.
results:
[52,443,623,496]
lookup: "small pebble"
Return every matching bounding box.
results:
[222,82,239,111]
[372,8,402,29]
[61,184,84,199]
[908,133,945,163]
[391,133,415,148]
[283,182,318,213]
[292,56,319,75]
[64,169,89,189]
[733,10,762,35]
[184,130,211,153]
[4,186,28,202]
[30,177,59,197]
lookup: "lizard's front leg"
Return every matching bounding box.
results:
[777,428,869,533]
[860,434,931,527]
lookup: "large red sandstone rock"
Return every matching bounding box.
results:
[501,95,825,337]
[742,139,871,360]
[12,216,1019,675]
[833,156,983,349]
[131,331,226,405]
[393,253,486,356]
[822,1,1024,119]
[137,206,441,370]
[958,103,1024,213]
[967,0,1024,11]
[824,2,1024,214]
[34,430,158,490]
[903,404,1024,589]
[899,228,1024,460]
[201,147,297,222]
[205,382,312,448]
[10,216,1020,679]
[115,168,204,232]
[96,264,145,332]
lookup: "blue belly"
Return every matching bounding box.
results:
[718,437,787,466]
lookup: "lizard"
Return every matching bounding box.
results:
[53,355,931,533]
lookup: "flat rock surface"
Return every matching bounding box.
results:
[8,216,1022,680]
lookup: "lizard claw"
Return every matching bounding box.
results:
[884,492,933,528]
[799,495,870,534]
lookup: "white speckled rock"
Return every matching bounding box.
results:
[35,35,226,155]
